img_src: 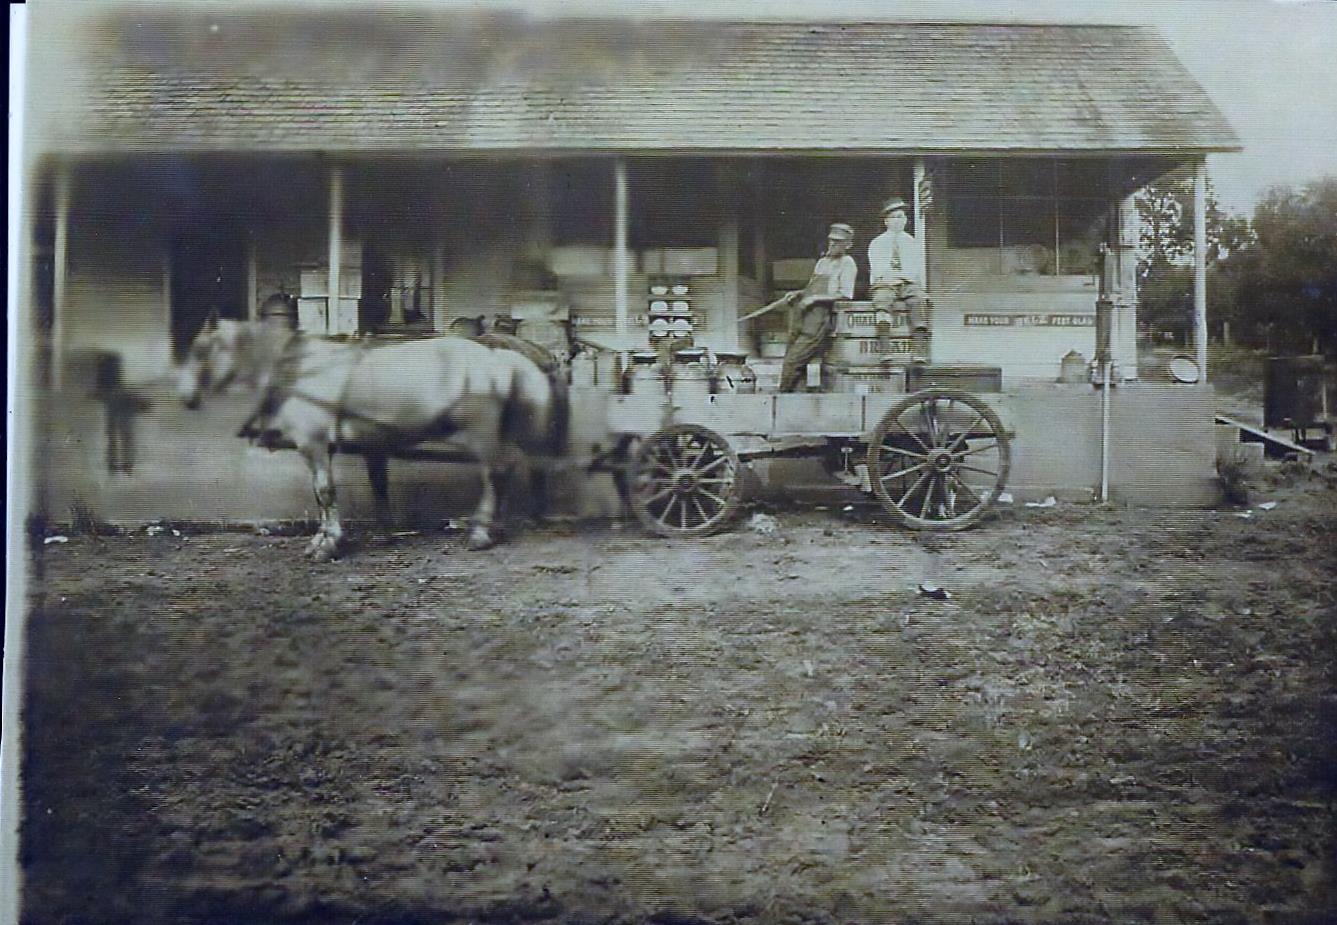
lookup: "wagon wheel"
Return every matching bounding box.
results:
[866,388,1010,531]
[631,424,742,537]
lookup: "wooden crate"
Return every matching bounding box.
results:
[831,304,910,337]
[906,365,1004,394]
[826,334,913,365]
[822,364,906,395]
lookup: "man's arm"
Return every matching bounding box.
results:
[838,256,857,299]
[867,233,890,287]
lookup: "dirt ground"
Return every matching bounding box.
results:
[19,463,1337,924]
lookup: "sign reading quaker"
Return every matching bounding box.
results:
[964,314,1095,327]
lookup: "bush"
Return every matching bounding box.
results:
[1216,448,1253,506]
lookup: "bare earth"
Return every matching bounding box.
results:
[20,469,1337,925]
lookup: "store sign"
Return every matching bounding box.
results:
[964,313,1095,328]
[572,314,650,329]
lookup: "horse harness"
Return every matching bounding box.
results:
[238,332,362,444]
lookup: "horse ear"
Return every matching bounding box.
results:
[205,308,220,331]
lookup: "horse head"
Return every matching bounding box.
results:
[176,317,249,408]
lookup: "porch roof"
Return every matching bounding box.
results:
[32,9,1240,156]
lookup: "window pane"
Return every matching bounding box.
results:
[629,160,721,249]
[947,196,1001,248]
[1057,160,1109,198]
[1001,160,1054,197]
[551,160,614,245]
[946,159,1000,196]
[1001,198,1055,275]
[1059,199,1108,276]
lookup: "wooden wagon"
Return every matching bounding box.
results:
[592,384,1012,537]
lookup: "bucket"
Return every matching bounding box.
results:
[1059,350,1088,383]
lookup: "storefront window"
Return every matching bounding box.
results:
[628,160,721,249]
[551,159,615,246]
[362,244,434,332]
[946,159,1109,276]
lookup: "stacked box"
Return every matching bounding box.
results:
[905,365,1004,393]
[831,303,909,337]
[826,335,913,366]
[822,364,906,395]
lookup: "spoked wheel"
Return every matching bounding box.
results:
[631,424,742,537]
[866,388,1011,531]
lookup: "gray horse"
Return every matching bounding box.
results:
[177,318,568,559]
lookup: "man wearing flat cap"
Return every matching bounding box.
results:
[868,197,930,363]
[777,222,858,392]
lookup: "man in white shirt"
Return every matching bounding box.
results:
[867,197,930,363]
[778,222,858,392]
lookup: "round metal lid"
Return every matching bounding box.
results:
[1169,355,1201,384]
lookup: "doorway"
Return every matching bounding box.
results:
[170,231,247,359]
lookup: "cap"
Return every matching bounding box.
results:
[880,197,909,216]
[827,222,855,241]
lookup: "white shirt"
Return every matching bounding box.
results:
[868,230,924,289]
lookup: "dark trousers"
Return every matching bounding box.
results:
[872,282,930,362]
[779,297,835,392]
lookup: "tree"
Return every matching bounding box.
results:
[1135,167,1246,343]
[1224,178,1337,354]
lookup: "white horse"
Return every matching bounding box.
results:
[177,318,568,559]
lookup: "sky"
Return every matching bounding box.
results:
[17,0,1337,216]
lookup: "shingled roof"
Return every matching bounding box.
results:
[31,8,1240,156]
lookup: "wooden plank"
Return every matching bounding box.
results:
[1214,414,1314,457]
[774,393,862,434]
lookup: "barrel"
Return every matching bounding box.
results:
[258,292,298,329]
[1264,356,1329,430]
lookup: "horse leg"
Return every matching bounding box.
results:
[495,444,537,526]
[302,444,343,561]
[529,462,552,523]
[363,451,392,526]
[466,458,501,551]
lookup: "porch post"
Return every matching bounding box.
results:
[1193,158,1208,379]
[718,163,740,350]
[752,163,769,294]
[246,235,258,320]
[913,158,928,285]
[431,244,447,334]
[52,166,71,390]
[1116,192,1140,379]
[327,164,344,336]
[614,158,629,339]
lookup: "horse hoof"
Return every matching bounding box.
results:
[465,528,497,551]
[308,537,340,561]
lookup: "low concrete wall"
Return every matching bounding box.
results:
[760,383,1218,507]
[24,381,1218,528]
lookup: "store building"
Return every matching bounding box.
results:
[19,6,1239,523]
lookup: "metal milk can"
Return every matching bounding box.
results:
[624,351,666,396]
[569,347,597,387]
[670,348,713,402]
[713,350,758,394]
